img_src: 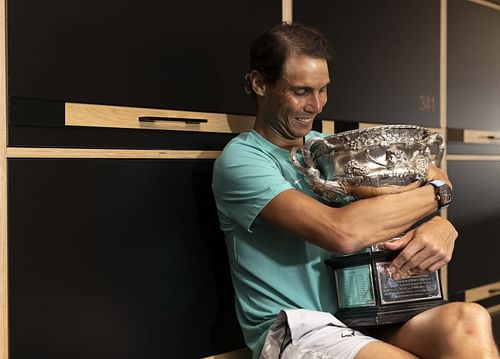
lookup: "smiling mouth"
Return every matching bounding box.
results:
[295,117,313,124]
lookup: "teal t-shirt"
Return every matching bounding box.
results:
[212,130,338,358]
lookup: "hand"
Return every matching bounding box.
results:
[426,163,453,189]
[382,216,457,280]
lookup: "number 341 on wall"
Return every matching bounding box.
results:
[419,95,436,112]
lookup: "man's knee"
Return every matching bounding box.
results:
[440,302,493,340]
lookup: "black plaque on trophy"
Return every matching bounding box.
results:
[326,247,446,326]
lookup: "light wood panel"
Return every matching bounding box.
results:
[321,120,335,134]
[448,128,500,144]
[65,102,255,134]
[201,348,251,359]
[488,304,500,315]
[447,154,500,161]
[282,0,292,23]
[441,0,448,134]
[461,129,500,144]
[468,0,500,11]
[439,0,449,298]
[6,148,220,159]
[465,281,500,302]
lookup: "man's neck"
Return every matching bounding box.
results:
[253,121,304,150]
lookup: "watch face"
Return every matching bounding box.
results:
[439,185,452,205]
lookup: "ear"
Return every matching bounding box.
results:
[249,70,267,97]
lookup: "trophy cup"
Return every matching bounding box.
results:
[290,124,447,326]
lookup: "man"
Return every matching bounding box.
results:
[212,23,498,359]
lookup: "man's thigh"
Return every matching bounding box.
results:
[354,341,419,359]
[260,309,377,359]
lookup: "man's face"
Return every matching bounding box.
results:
[259,54,330,146]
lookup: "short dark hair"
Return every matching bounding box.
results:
[249,22,332,86]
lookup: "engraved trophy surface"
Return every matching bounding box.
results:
[290,125,447,326]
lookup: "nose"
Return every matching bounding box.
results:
[304,92,326,114]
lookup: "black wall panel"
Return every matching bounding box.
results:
[8,0,280,121]
[8,159,244,359]
[494,313,500,347]
[447,161,500,297]
[8,124,237,151]
[448,0,500,131]
[294,0,440,127]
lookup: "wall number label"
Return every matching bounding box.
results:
[419,95,436,112]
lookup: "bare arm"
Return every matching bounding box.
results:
[259,163,457,278]
[259,183,438,254]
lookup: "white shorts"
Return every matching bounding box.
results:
[259,309,378,359]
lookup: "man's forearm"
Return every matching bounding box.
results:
[331,184,438,253]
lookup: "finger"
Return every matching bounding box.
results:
[404,257,446,277]
[396,262,430,279]
[382,232,412,251]
[397,241,453,278]
[393,268,411,280]
[428,260,448,273]
[392,266,416,280]
[389,239,424,274]
[397,247,429,274]
[413,241,452,272]
[398,239,446,273]
[410,254,442,273]
[407,268,427,276]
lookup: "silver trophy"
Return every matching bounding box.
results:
[290,124,445,205]
[290,125,447,326]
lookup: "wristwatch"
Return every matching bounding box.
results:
[427,179,452,210]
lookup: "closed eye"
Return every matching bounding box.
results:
[291,87,310,96]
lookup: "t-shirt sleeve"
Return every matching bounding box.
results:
[212,143,294,233]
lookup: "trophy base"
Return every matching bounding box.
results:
[327,249,447,327]
[337,299,448,327]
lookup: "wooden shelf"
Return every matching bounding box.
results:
[66,102,255,134]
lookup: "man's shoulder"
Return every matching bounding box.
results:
[225,130,273,148]
[223,130,259,149]
[218,130,275,163]
[224,130,325,153]
[216,129,326,170]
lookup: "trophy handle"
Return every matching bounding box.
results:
[290,137,347,200]
[427,132,445,168]
[289,145,305,172]
[290,136,324,175]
